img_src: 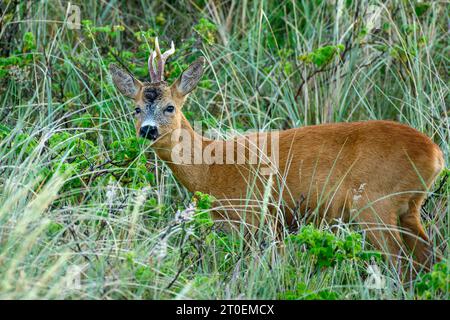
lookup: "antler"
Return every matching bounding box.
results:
[148,37,175,83]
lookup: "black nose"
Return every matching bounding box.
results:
[140,125,159,140]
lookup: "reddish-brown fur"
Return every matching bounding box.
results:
[154,115,443,267]
[111,56,444,270]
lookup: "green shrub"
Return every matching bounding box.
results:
[288,225,380,268]
[416,261,450,299]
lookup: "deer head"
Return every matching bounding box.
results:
[110,37,204,145]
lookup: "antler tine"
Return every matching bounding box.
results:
[148,37,176,83]
[162,41,175,60]
[148,51,157,82]
[155,37,165,81]
[157,41,175,81]
[154,36,162,58]
[154,37,163,81]
[157,40,175,81]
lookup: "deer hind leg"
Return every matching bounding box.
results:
[353,200,406,268]
[399,196,434,271]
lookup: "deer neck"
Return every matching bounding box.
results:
[152,114,212,192]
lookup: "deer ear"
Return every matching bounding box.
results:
[173,57,205,97]
[110,64,142,99]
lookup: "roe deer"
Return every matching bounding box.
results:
[110,39,444,270]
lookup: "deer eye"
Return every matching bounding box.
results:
[135,107,141,114]
[164,105,175,114]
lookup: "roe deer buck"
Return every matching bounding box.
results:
[110,38,444,270]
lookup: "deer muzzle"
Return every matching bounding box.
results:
[140,125,159,140]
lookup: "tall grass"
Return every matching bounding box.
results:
[0,0,448,299]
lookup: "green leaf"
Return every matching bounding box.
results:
[299,45,344,67]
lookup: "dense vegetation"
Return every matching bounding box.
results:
[0,0,448,299]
